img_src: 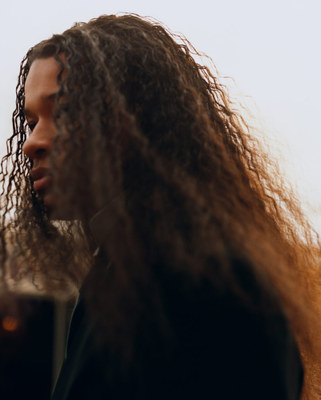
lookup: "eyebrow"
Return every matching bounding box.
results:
[24,92,58,118]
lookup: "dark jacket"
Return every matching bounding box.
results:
[52,255,303,400]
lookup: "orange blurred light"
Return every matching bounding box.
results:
[2,316,19,332]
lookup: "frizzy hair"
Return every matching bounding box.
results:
[0,14,320,365]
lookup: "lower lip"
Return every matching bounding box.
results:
[33,176,51,192]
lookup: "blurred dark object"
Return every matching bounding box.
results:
[0,294,56,399]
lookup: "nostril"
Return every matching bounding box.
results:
[35,148,47,157]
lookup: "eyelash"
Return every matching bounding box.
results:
[26,122,37,132]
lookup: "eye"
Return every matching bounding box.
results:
[26,122,37,133]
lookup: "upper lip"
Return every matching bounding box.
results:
[30,166,50,182]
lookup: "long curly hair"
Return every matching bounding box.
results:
[1,14,320,376]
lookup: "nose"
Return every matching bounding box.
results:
[22,126,52,162]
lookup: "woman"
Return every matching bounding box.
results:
[0,13,317,399]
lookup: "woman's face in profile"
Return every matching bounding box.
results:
[23,57,62,214]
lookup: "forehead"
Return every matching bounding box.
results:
[25,57,61,102]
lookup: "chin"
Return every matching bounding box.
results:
[43,194,64,220]
[44,194,80,221]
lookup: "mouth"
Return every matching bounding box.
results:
[30,167,51,192]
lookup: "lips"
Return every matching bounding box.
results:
[30,167,51,192]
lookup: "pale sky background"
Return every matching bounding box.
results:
[1,0,321,229]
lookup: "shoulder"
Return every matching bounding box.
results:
[146,255,303,399]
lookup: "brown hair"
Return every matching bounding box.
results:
[1,14,320,372]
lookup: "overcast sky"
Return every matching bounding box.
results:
[2,0,321,229]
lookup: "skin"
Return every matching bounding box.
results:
[23,57,60,212]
